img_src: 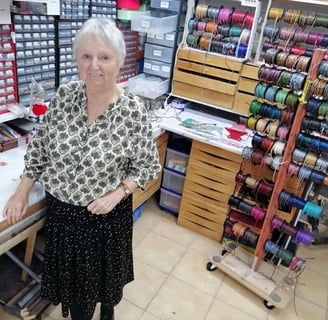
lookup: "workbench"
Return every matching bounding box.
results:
[0,147,46,319]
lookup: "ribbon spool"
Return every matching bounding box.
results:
[295,229,313,245]
[289,256,305,271]
[303,201,323,219]
[267,7,284,21]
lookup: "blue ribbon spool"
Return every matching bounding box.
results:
[303,201,323,219]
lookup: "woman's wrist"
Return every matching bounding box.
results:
[118,182,131,199]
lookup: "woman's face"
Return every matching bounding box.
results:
[76,35,121,90]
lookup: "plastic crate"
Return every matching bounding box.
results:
[144,43,174,63]
[162,168,185,195]
[159,187,181,216]
[127,73,169,99]
[133,202,145,223]
[131,11,178,34]
[146,31,177,48]
[143,58,172,78]
[165,148,189,174]
[150,0,183,12]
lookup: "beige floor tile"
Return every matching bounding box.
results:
[133,231,187,274]
[133,220,153,248]
[216,276,268,319]
[147,277,213,320]
[115,299,143,320]
[2,195,328,320]
[41,304,70,320]
[267,296,327,320]
[152,219,196,247]
[190,234,223,259]
[298,243,328,277]
[124,259,168,309]
[294,265,328,308]
[171,248,224,296]
[0,307,19,320]
[206,298,264,320]
[140,311,161,320]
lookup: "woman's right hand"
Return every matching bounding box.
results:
[2,192,29,225]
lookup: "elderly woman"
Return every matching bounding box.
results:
[3,18,161,320]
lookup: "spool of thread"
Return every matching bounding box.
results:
[250,206,266,220]
[243,228,259,245]
[238,200,253,214]
[271,216,284,230]
[265,240,280,255]
[232,222,248,238]
[295,229,313,245]
[287,162,300,177]
[303,201,323,219]
[289,256,305,271]
[280,221,297,237]
[277,247,294,265]
[228,195,242,208]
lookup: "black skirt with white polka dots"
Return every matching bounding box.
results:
[40,192,134,319]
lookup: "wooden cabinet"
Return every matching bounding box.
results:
[132,131,168,210]
[177,140,241,240]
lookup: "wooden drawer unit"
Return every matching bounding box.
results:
[233,63,259,115]
[178,140,242,240]
[172,47,243,110]
[132,131,168,210]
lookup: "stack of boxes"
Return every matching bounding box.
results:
[143,0,184,81]
[160,134,191,216]
[13,14,57,105]
[128,0,185,99]
[0,24,18,112]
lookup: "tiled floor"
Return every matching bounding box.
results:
[1,196,328,320]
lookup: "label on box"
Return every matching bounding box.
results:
[160,1,169,9]
[165,34,174,41]
[162,65,170,73]
[152,65,160,72]
[153,49,162,57]
[144,62,151,69]
[141,20,150,29]
[241,0,256,7]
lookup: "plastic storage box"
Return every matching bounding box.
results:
[146,32,176,48]
[133,202,145,222]
[143,58,172,78]
[127,73,169,99]
[131,11,178,34]
[144,43,174,63]
[165,148,189,174]
[162,168,186,194]
[159,187,181,215]
[150,0,184,12]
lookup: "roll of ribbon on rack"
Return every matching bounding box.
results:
[271,216,313,245]
[264,240,304,270]
[303,201,323,219]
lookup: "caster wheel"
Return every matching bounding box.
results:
[264,300,275,310]
[206,261,217,271]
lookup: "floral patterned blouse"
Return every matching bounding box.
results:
[23,81,161,206]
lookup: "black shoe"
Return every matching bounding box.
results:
[69,303,86,320]
[101,304,114,320]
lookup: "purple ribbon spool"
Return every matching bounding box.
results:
[295,229,313,245]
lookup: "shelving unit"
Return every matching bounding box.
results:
[206,0,328,309]
[171,0,261,115]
